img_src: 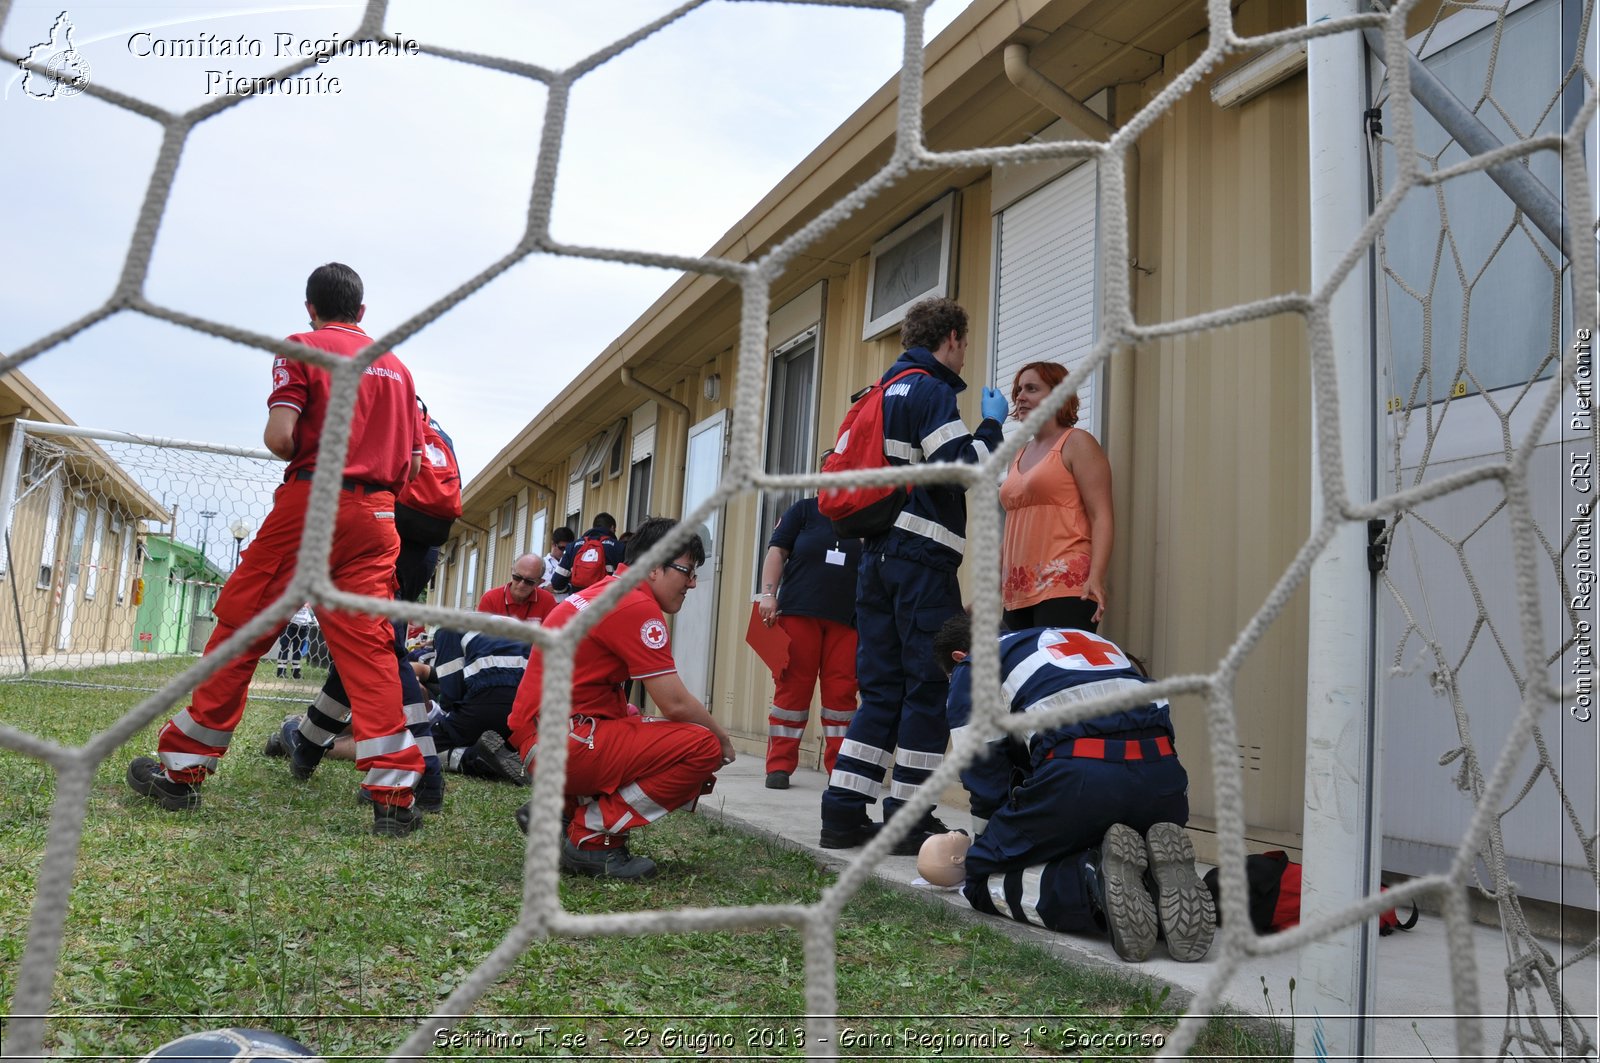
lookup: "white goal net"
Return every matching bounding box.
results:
[0,0,1594,1060]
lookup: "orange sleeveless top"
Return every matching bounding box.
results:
[1000,428,1093,611]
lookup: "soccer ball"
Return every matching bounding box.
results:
[138,1027,322,1061]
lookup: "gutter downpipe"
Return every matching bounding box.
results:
[507,465,555,501]
[1002,42,1140,638]
[619,367,691,420]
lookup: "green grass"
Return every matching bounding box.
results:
[0,661,1284,1058]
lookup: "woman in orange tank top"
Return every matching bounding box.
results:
[999,361,1114,632]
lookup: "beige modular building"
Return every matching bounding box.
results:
[0,371,167,665]
[440,0,1589,910]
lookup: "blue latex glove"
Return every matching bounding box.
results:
[980,386,1009,423]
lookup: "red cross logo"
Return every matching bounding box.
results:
[1043,630,1123,668]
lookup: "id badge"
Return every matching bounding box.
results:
[825,548,847,566]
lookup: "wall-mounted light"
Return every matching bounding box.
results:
[703,373,721,402]
[1210,40,1307,109]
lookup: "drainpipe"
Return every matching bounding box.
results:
[507,464,555,501]
[619,367,691,419]
[1003,41,1141,642]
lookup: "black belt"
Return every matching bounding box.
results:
[290,469,392,495]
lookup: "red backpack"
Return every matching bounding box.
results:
[1203,851,1419,935]
[818,367,927,538]
[568,534,612,589]
[398,404,462,521]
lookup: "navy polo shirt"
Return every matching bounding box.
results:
[769,497,862,627]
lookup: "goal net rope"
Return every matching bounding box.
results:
[0,0,1593,1059]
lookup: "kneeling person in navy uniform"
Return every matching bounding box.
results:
[508,517,736,880]
[930,614,1214,962]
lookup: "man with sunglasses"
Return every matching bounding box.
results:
[478,553,557,623]
[507,516,736,880]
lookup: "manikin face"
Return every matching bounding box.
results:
[647,552,698,615]
[507,557,542,602]
[1011,368,1051,421]
[917,830,972,887]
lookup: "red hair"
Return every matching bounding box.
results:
[1011,361,1080,428]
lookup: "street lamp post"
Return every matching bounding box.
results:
[229,519,251,571]
[197,510,218,565]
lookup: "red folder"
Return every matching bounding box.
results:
[745,600,790,674]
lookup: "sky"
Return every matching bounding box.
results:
[1,0,964,485]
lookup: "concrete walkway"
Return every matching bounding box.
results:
[701,757,1598,1060]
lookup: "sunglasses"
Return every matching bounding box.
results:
[508,573,539,585]
[664,562,698,580]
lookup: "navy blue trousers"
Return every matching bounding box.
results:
[820,553,960,829]
[962,753,1190,931]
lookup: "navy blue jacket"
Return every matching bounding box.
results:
[433,628,530,708]
[947,627,1174,819]
[769,496,861,627]
[550,527,625,593]
[875,347,1004,571]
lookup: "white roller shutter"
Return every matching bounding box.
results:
[992,161,1099,438]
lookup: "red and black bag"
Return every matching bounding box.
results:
[395,401,462,548]
[1202,851,1419,935]
[818,367,927,538]
[568,534,612,590]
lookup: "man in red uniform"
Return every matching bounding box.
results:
[508,517,736,880]
[126,262,429,836]
[478,553,557,623]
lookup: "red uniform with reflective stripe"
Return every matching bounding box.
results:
[507,575,720,851]
[477,585,557,624]
[270,323,422,489]
[156,322,426,804]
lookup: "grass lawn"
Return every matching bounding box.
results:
[0,660,1287,1058]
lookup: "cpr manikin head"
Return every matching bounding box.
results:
[917,830,972,887]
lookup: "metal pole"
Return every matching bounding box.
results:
[0,420,30,578]
[1299,4,1382,1059]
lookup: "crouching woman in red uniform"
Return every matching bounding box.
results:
[508,517,737,880]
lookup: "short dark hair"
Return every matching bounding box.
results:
[551,527,575,546]
[626,516,705,568]
[593,512,617,533]
[306,262,363,323]
[901,297,967,352]
[934,613,972,676]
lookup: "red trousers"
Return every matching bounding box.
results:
[157,480,424,805]
[766,614,857,775]
[560,715,721,851]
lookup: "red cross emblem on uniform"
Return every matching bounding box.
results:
[1043,630,1122,668]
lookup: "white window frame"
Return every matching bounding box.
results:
[989,157,1101,441]
[115,521,134,605]
[84,505,104,599]
[862,192,956,340]
[37,476,63,589]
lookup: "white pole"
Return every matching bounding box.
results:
[1299,4,1381,1060]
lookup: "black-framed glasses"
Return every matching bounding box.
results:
[664,562,698,580]
[508,573,538,585]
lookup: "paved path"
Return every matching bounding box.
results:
[701,756,1597,1059]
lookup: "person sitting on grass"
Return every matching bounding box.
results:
[507,516,737,881]
[426,626,531,784]
[926,613,1214,963]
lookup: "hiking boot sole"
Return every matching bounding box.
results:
[125,756,201,812]
[475,731,528,785]
[1145,822,1215,962]
[1100,823,1158,962]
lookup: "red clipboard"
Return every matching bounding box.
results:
[745,600,790,674]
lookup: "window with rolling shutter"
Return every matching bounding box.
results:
[991,161,1099,440]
